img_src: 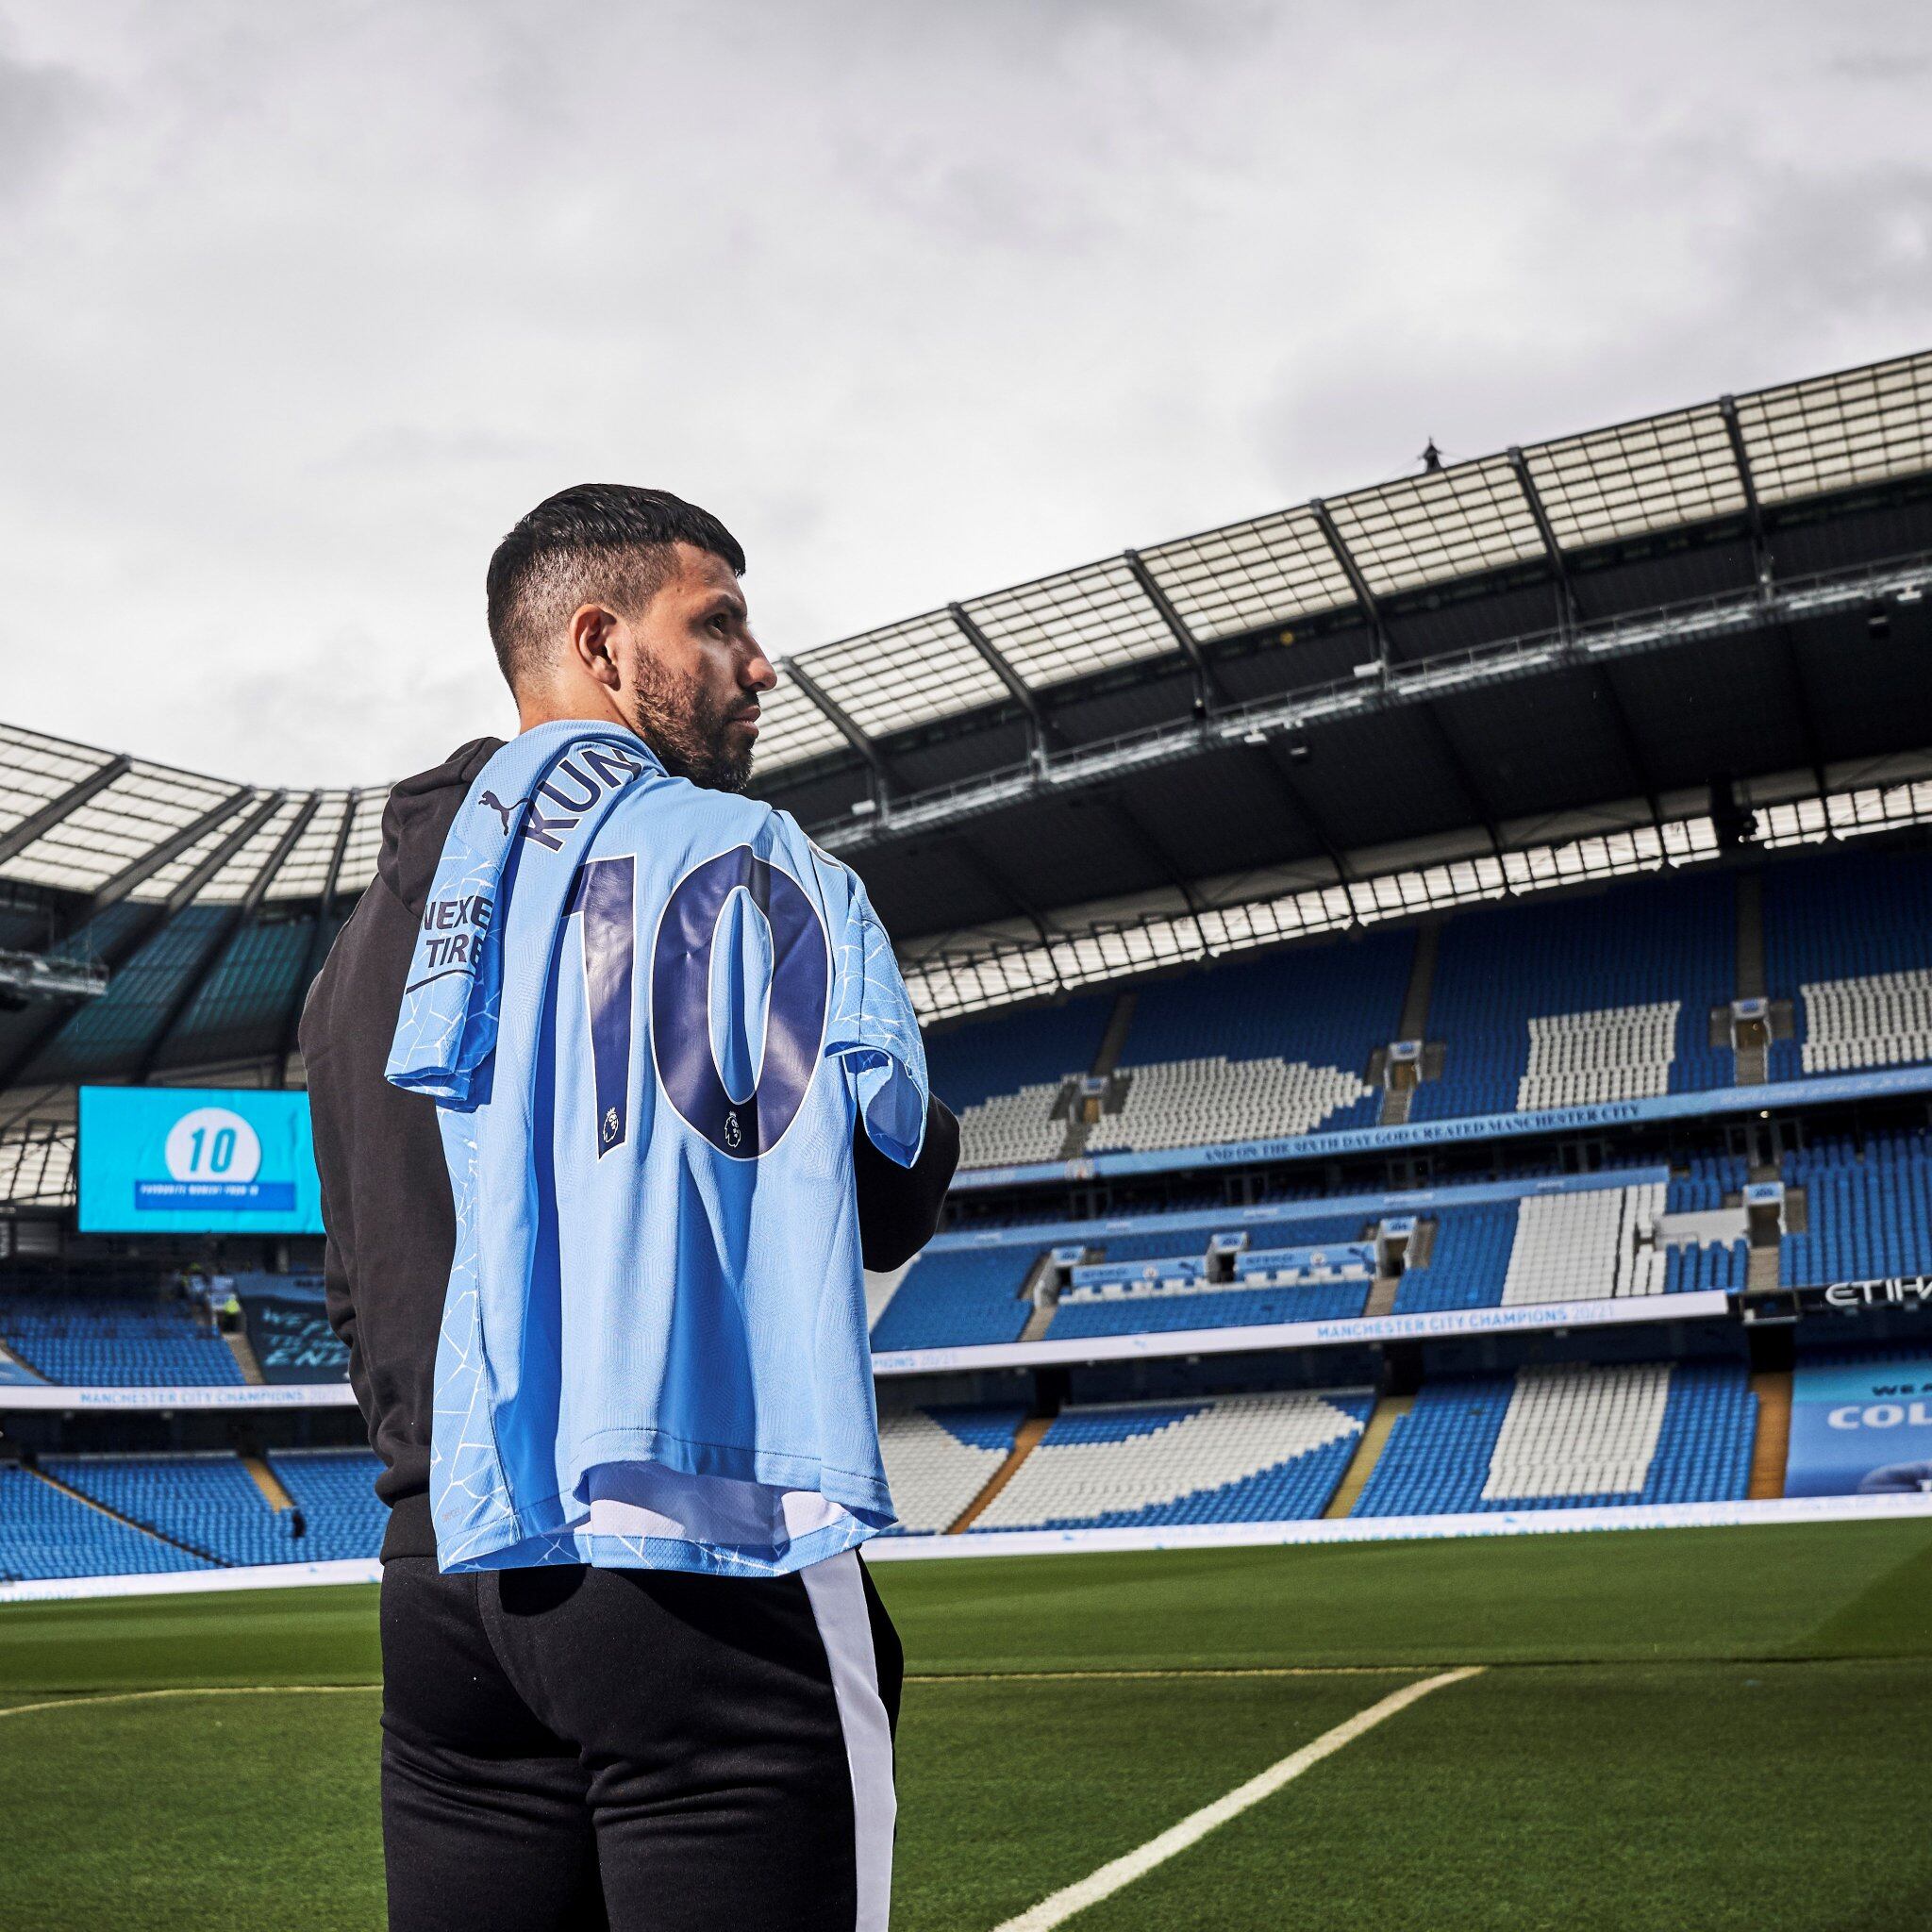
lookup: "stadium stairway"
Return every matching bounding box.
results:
[1362,1274,1402,1319]
[1017,1252,1059,1343]
[1380,924,1441,1126]
[0,1340,42,1383]
[241,1453,293,1510]
[1748,1370,1792,1499]
[948,1413,1056,1532]
[1735,873,1769,1083]
[225,1328,267,1384]
[22,1463,216,1565]
[1324,1393,1412,1517]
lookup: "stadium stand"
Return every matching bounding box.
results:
[1088,937,1407,1155]
[1047,1215,1371,1337]
[1782,1128,1932,1286]
[267,1449,386,1562]
[1086,1054,1372,1155]
[1668,1153,1749,1213]
[876,1404,1028,1534]
[949,1082,1077,1167]
[924,996,1114,1169]
[1764,852,1932,1081]
[880,1174,1736,1351]
[46,1453,293,1567]
[1416,874,1737,1120]
[970,1390,1373,1529]
[1353,1360,1757,1515]
[1500,1181,1667,1303]
[1391,1205,1520,1314]
[0,1464,208,1580]
[868,1244,1036,1351]
[915,848,1932,1175]
[0,1293,244,1386]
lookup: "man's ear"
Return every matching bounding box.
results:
[567,603,625,692]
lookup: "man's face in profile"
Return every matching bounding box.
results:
[621,543,774,791]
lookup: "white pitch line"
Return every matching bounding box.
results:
[0,1684,378,1722]
[990,1665,1485,1932]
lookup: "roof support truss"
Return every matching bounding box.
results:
[80,789,257,924]
[138,794,318,1080]
[277,791,359,1081]
[1719,393,1774,589]
[950,604,1057,761]
[1247,741,1350,883]
[1124,549,1222,711]
[0,756,132,868]
[783,660,891,806]
[0,791,286,1092]
[1507,446,1660,824]
[1309,499,1388,674]
[946,834,1058,950]
[1507,447,1577,633]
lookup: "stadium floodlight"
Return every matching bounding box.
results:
[0,946,108,1007]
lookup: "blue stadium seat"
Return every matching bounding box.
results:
[868,1246,1035,1350]
[267,1449,387,1562]
[46,1454,295,1567]
[1354,1361,1755,1516]
[1781,1127,1932,1286]
[1763,852,1932,1081]
[1415,873,1735,1120]
[0,1465,209,1581]
[0,1294,245,1386]
[1391,1204,1519,1314]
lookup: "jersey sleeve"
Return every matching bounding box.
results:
[823,869,928,1169]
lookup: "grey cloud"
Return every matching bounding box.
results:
[0,1,1929,786]
[0,42,92,204]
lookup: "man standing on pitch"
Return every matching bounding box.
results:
[302,486,958,1932]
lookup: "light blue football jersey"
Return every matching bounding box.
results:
[386,721,927,1577]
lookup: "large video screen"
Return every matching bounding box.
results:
[77,1087,325,1236]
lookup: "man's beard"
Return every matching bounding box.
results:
[625,655,755,792]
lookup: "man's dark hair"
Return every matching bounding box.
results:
[486,484,746,688]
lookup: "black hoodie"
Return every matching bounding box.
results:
[299,737,959,1561]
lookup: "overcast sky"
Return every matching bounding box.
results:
[3,1,1928,788]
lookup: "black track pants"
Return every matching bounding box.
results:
[378,1552,903,1932]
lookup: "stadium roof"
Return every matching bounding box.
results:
[2,348,1931,1097]
[750,350,1932,780]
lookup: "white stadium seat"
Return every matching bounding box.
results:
[955,1082,1074,1168]
[1481,1362,1673,1501]
[1800,968,1932,1074]
[1501,1182,1667,1305]
[1516,1002,1680,1111]
[875,1409,1013,1533]
[1085,1057,1370,1154]
[974,1391,1362,1529]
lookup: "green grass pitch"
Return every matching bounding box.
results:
[2,1520,1929,1929]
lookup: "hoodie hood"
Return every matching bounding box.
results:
[377,737,506,917]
